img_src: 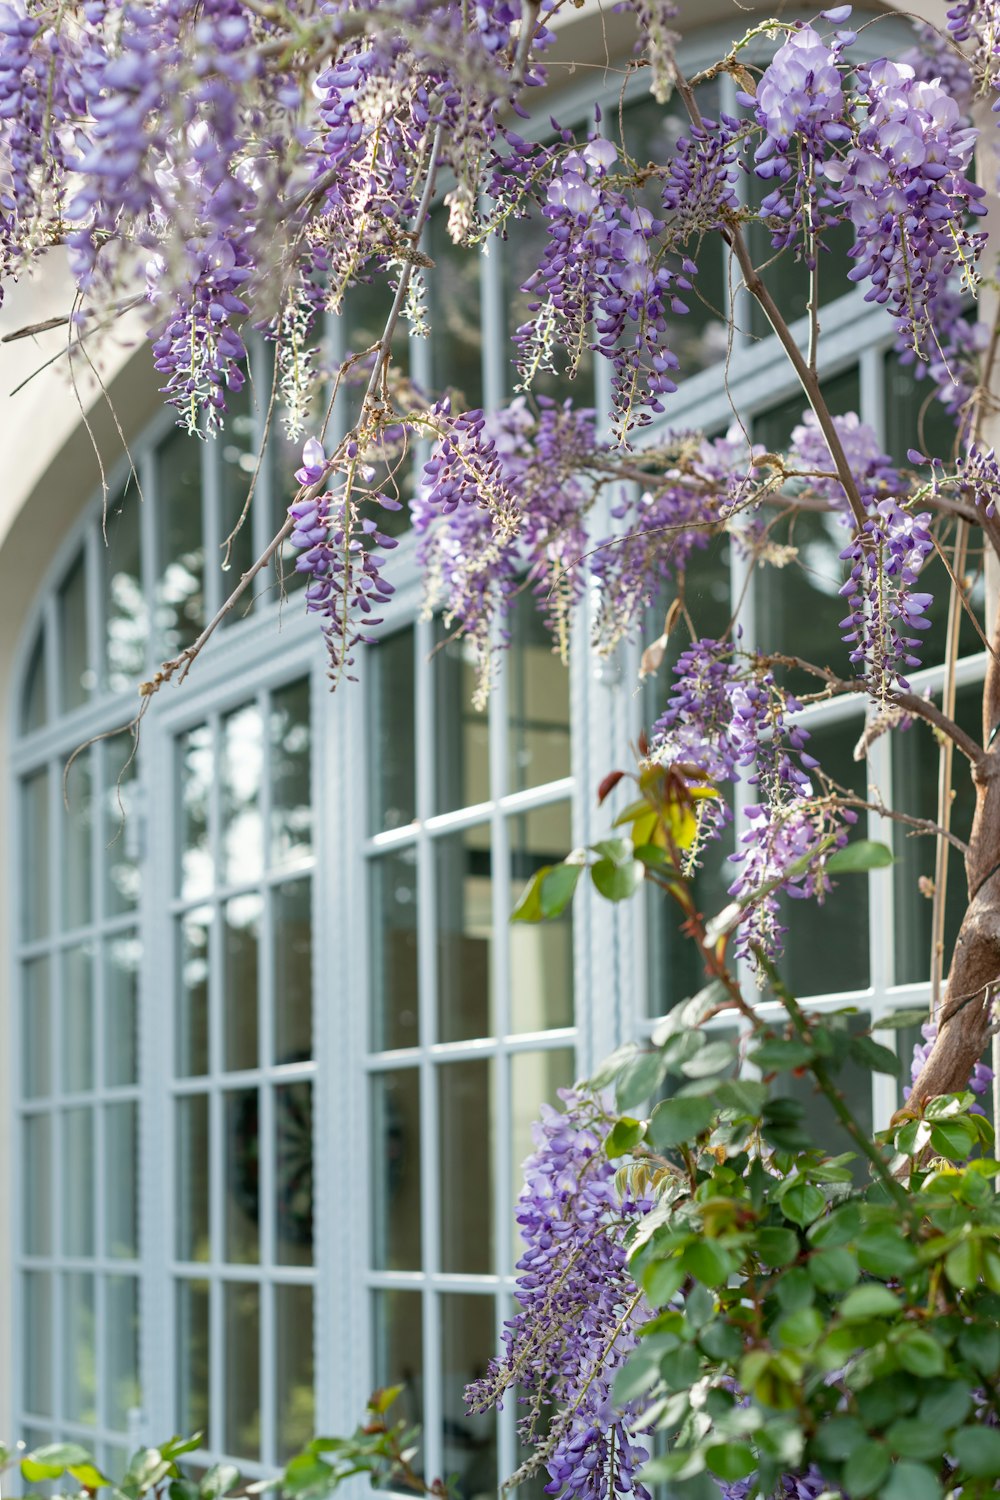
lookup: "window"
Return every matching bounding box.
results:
[9,10,966,1490]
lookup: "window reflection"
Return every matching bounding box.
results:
[436,624,489,813]
[225,1087,261,1264]
[508,592,570,795]
[373,1290,424,1467]
[219,387,259,619]
[105,1101,138,1258]
[23,626,48,732]
[428,207,483,408]
[63,1272,97,1423]
[23,958,51,1099]
[106,1275,140,1429]
[224,894,261,1073]
[224,1283,261,1459]
[441,1295,498,1500]
[59,549,91,712]
[275,1081,313,1265]
[271,680,312,867]
[509,803,573,1033]
[176,1096,210,1262]
[62,944,94,1093]
[274,878,313,1060]
[22,768,50,941]
[105,481,147,690]
[156,426,205,653]
[371,851,419,1052]
[222,703,264,886]
[437,828,493,1043]
[63,750,94,930]
[276,1286,315,1460]
[176,1280,210,1436]
[372,1069,422,1271]
[177,910,210,1078]
[179,725,213,901]
[439,1060,494,1275]
[370,628,416,833]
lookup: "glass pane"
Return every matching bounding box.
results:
[373,1290,424,1461]
[23,769,50,941]
[106,936,140,1087]
[63,1107,95,1256]
[884,346,961,467]
[176,1095,210,1262]
[156,426,205,654]
[106,1275,140,1430]
[105,732,140,915]
[441,1295,498,1498]
[225,1088,260,1263]
[370,851,419,1052]
[224,894,260,1072]
[276,1081,313,1265]
[59,548,91,712]
[105,1101,138,1258]
[508,592,570,794]
[369,628,416,833]
[777,718,870,997]
[24,1271,54,1415]
[436,622,489,814]
[178,910,210,1078]
[218,388,259,619]
[753,365,861,453]
[63,1271,97,1423]
[176,1279,210,1438]
[105,480,148,690]
[23,957,51,1098]
[23,1114,53,1255]
[439,1060,494,1274]
[63,749,94,929]
[271,680,312,868]
[372,1069,422,1271]
[276,1285,315,1461]
[438,829,493,1043]
[223,702,263,885]
[274,879,312,1061]
[179,724,213,900]
[427,206,483,407]
[510,803,573,1033]
[23,626,47,733]
[893,682,981,986]
[224,1282,261,1460]
[62,945,94,1093]
[510,1048,575,1261]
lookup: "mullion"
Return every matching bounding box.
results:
[259,684,277,1467]
[207,711,225,1456]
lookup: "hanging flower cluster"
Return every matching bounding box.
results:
[838,499,935,696]
[786,413,899,510]
[906,1020,994,1113]
[466,1088,653,1500]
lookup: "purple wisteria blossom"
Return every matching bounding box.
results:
[905,1020,994,1113]
[838,500,935,693]
[466,1088,652,1500]
[827,60,986,360]
[787,412,899,511]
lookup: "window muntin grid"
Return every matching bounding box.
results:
[364,601,576,1498]
[170,680,316,1469]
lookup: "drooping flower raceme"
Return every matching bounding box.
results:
[466,1088,652,1500]
[838,500,935,694]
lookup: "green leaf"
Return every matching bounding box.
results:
[896,1329,945,1377]
[826,839,894,873]
[838,1285,901,1321]
[699,1321,744,1361]
[71,1464,111,1491]
[929,1118,978,1160]
[917,1379,973,1430]
[878,1008,931,1030]
[511,866,550,923]
[652,982,730,1045]
[843,1441,890,1498]
[591,843,644,902]
[814,1416,866,1462]
[757,1227,799,1268]
[539,861,584,918]
[808,1202,861,1248]
[749,1037,815,1071]
[885,1420,947,1463]
[22,1444,95,1481]
[616,1052,668,1112]
[682,1241,734,1288]
[659,1345,701,1392]
[647,1095,716,1150]
[715,1080,768,1117]
[122,1450,172,1497]
[705,1445,756,1482]
[775,1306,823,1349]
[200,1466,240,1500]
[612,1351,661,1406]
[606,1117,646,1158]
[952,1427,1000,1479]
[808,1247,859,1293]
[589,1043,638,1091]
[849,1035,900,1076]
[944,1236,981,1289]
[642,1257,685,1306]
[681,1039,736,1079]
[958,1322,1000,1374]
[779,1180,826,1227]
[881,1462,942,1500]
[856,1224,918,1279]
[281,1455,334,1498]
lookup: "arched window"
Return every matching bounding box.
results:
[8,9,976,1490]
